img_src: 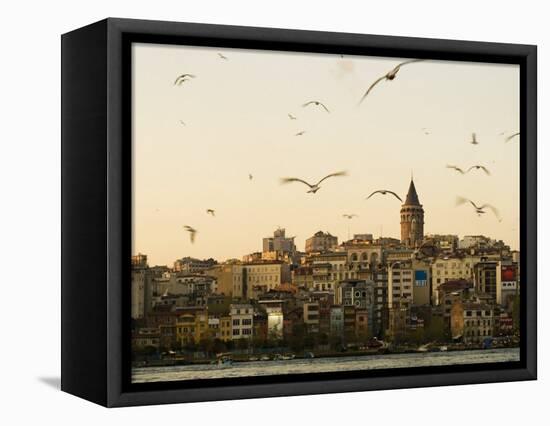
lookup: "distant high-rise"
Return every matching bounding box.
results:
[400,179,424,248]
[262,227,296,254]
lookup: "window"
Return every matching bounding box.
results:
[242,318,252,325]
[232,319,240,326]
[232,329,240,335]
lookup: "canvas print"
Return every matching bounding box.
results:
[130,42,520,383]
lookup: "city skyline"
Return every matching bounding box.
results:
[132,43,520,266]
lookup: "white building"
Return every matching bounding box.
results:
[230,304,254,340]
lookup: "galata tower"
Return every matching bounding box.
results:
[400,178,424,248]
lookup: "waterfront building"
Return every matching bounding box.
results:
[330,306,344,336]
[303,302,320,333]
[460,300,495,344]
[230,303,254,340]
[132,328,160,351]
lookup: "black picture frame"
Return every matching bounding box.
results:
[61,17,537,407]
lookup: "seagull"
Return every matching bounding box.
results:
[422,127,430,135]
[456,197,500,219]
[206,209,215,216]
[505,132,520,143]
[342,214,358,219]
[183,225,197,243]
[366,190,403,202]
[467,165,491,175]
[358,59,424,104]
[218,53,228,60]
[302,100,330,113]
[248,173,253,180]
[295,130,306,136]
[288,113,297,120]
[470,133,479,145]
[174,74,196,85]
[179,120,186,126]
[446,165,465,174]
[280,171,347,194]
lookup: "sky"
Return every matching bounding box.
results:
[132,42,520,266]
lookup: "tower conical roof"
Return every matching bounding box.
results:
[404,179,420,205]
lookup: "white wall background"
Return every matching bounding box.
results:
[0,0,546,423]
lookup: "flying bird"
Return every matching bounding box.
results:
[174,74,196,85]
[288,113,297,120]
[183,225,197,243]
[206,209,215,217]
[295,130,306,136]
[470,133,479,145]
[366,190,403,202]
[302,100,330,113]
[456,197,500,219]
[467,165,491,175]
[505,132,520,143]
[248,173,253,180]
[446,165,465,174]
[342,214,358,219]
[218,53,228,60]
[179,120,186,126]
[422,128,430,135]
[358,59,424,104]
[280,171,347,194]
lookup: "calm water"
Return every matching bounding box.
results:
[132,347,519,383]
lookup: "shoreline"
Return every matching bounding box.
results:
[132,343,520,369]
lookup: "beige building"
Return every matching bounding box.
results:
[305,231,338,253]
[431,256,482,304]
[230,304,254,340]
[310,252,355,292]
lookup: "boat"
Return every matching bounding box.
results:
[416,344,429,353]
[260,355,271,361]
[439,346,448,352]
[304,352,315,359]
[248,356,259,361]
[281,354,295,360]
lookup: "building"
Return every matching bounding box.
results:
[206,263,246,298]
[336,280,376,336]
[132,328,160,351]
[431,256,480,304]
[330,306,344,337]
[310,252,355,292]
[474,261,498,303]
[293,266,314,289]
[400,179,424,248]
[461,300,494,344]
[496,261,519,307]
[230,304,254,340]
[219,316,232,342]
[424,234,459,252]
[173,257,217,273]
[305,231,338,253]
[262,227,296,256]
[131,254,151,320]
[243,261,289,299]
[303,302,320,333]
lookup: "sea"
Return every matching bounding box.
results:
[132,347,520,383]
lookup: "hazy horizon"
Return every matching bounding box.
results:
[132,42,520,266]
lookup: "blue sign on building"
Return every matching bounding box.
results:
[415,270,428,287]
